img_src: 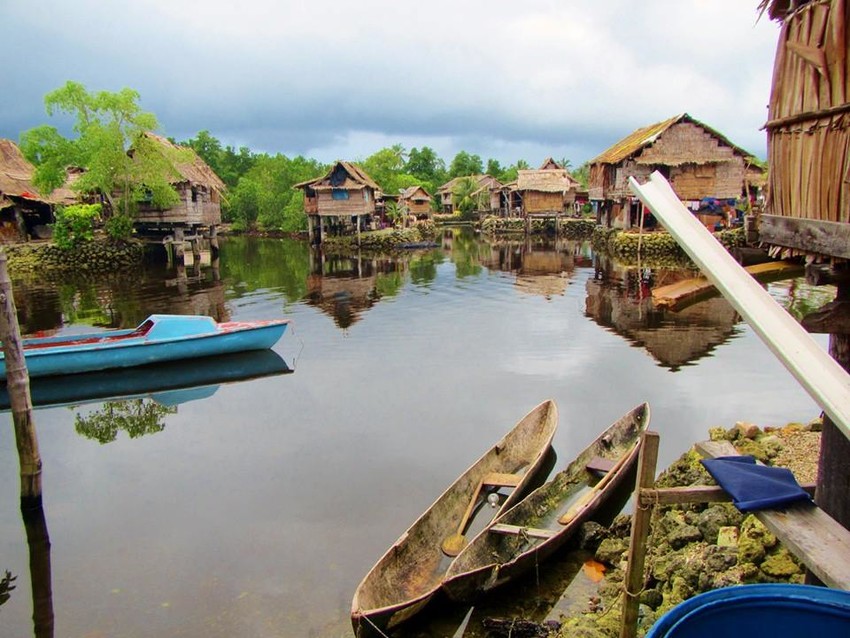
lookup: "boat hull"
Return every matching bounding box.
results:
[0,315,290,378]
[350,400,559,636]
[442,403,650,602]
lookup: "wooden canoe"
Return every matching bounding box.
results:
[350,400,559,637]
[441,402,650,602]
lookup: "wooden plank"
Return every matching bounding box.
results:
[697,440,850,590]
[488,523,556,539]
[483,472,521,488]
[629,173,850,442]
[652,261,804,310]
[586,456,616,476]
[642,483,817,506]
[758,214,850,259]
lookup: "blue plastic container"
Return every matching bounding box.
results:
[645,584,850,637]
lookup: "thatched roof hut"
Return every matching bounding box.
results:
[399,185,433,216]
[758,0,850,259]
[436,174,503,214]
[589,113,763,228]
[134,132,225,229]
[512,167,580,216]
[294,161,381,243]
[0,139,55,240]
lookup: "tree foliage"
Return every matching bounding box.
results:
[74,398,176,444]
[448,151,484,179]
[20,81,185,218]
[452,176,485,219]
[52,203,101,249]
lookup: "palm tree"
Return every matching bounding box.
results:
[452,177,484,219]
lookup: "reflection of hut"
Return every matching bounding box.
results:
[588,113,763,229]
[507,159,580,217]
[304,253,387,329]
[295,161,380,245]
[133,132,225,232]
[584,276,740,370]
[399,185,433,218]
[437,175,503,214]
[515,251,574,299]
[0,139,55,241]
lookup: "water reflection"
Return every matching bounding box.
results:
[0,350,292,411]
[586,256,742,371]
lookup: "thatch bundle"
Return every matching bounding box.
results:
[763,0,850,223]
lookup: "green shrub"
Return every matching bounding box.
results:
[105,214,134,241]
[52,204,101,249]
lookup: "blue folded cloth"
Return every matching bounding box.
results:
[700,455,813,512]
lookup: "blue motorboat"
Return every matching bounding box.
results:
[646,584,850,638]
[0,314,290,378]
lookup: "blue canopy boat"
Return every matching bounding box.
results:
[0,314,290,379]
[646,584,850,638]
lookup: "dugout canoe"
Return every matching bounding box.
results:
[442,402,649,602]
[350,399,559,637]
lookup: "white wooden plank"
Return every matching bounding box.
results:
[488,523,556,539]
[629,172,850,442]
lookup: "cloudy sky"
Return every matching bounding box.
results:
[2,1,780,168]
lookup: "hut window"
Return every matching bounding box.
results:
[364,190,370,202]
[191,187,198,202]
[332,188,349,200]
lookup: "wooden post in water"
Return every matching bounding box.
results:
[173,227,185,267]
[209,224,220,259]
[620,431,659,638]
[0,250,42,502]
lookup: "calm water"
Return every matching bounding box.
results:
[0,230,828,637]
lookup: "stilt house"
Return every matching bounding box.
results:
[757,0,850,537]
[588,114,764,229]
[0,139,56,241]
[506,158,580,216]
[295,161,380,244]
[133,132,225,233]
[399,185,433,218]
[437,175,503,214]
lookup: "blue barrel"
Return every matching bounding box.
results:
[646,584,850,638]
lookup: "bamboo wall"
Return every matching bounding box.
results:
[315,188,376,217]
[524,191,564,214]
[136,184,222,226]
[767,0,850,223]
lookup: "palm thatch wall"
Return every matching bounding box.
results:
[759,0,850,258]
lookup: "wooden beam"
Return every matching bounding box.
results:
[620,431,659,638]
[805,264,850,287]
[801,300,850,334]
[489,523,556,539]
[697,440,850,590]
[641,483,816,506]
[758,215,850,260]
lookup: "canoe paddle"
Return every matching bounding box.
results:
[442,472,521,556]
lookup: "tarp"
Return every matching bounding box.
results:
[700,455,813,512]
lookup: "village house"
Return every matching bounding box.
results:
[588,113,765,229]
[294,160,381,244]
[0,139,60,241]
[436,174,503,215]
[132,132,225,235]
[398,185,433,219]
[504,158,581,217]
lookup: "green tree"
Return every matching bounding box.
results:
[571,161,590,189]
[448,151,483,178]
[486,158,503,179]
[20,81,184,218]
[500,159,531,183]
[406,147,447,186]
[452,176,484,219]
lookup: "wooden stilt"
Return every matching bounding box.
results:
[209,224,220,259]
[620,431,660,638]
[174,227,185,267]
[0,251,42,502]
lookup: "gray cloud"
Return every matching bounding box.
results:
[1,0,779,167]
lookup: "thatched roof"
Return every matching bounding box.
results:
[590,113,757,166]
[516,168,579,193]
[758,0,814,21]
[436,174,502,195]
[0,138,49,203]
[539,157,563,170]
[294,160,380,192]
[400,185,431,201]
[142,132,226,191]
